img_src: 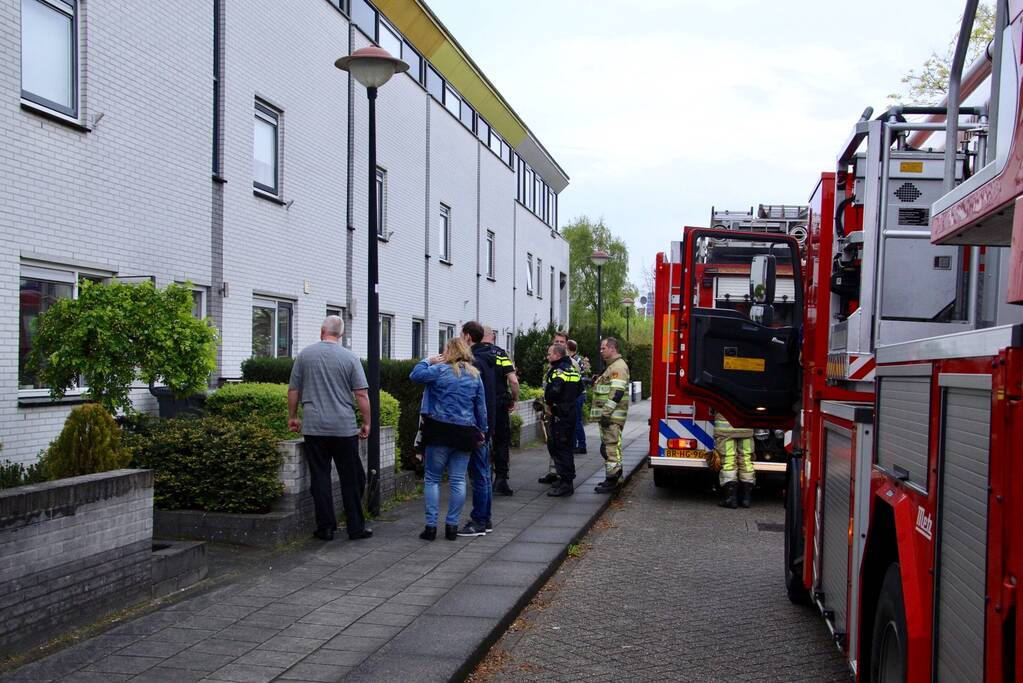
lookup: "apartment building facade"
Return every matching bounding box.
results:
[2,0,570,464]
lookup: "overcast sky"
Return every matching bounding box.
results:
[427,0,969,291]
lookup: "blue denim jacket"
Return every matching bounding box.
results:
[410,360,488,433]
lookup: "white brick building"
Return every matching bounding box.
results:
[1,0,570,464]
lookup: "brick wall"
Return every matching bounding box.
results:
[0,469,154,656]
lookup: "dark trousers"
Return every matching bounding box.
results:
[573,393,587,449]
[492,407,511,479]
[547,414,576,483]
[304,435,366,536]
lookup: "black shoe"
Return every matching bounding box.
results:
[419,526,437,541]
[457,520,487,537]
[485,520,493,533]
[719,481,739,509]
[494,479,514,496]
[348,529,373,540]
[445,524,459,541]
[739,482,754,508]
[547,483,574,497]
[594,478,619,494]
[538,472,560,485]
[574,447,587,454]
[313,528,334,541]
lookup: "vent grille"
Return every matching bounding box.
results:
[898,208,930,226]
[894,182,922,202]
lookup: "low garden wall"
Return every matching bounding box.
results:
[155,427,409,547]
[513,400,545,446]
[0,469,153,657]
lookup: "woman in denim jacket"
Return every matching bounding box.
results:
[410,337,488,541]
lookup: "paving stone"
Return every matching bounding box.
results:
[158,650,236,674]
[302,648,371,667]
[144,628,217,646]
[113,638,190,659]
[463,560,550,588]
[297,608,361,628]
[61,672,130,683]
[213,624,280,644]
[129,666,206,682]
[254,602,315,618]
[339,622,404,639]
[255,635,323,655]
[230,648,305,669]
[197,604,259,620]
[188,638,258,657]
[385,615,499,658]
[85,655,162,675]
[493,541,566,564]
[356,608,418,628]
[426,584,526,619]
[205,662,285,683]
[321,633,390,652]
[345,650,462,683]
[515,524,584,544]
[277,661,352,682]
[238,611,299,630]
[277,623,344,640]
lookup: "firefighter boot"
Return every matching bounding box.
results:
[739,481,754,508]
[719,481,739,509]
[594,477,620,494]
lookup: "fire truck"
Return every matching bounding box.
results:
[648,205,808,486]
[652,3,1023,679]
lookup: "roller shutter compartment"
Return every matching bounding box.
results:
[820,425,852,636]
[876,376,930,491]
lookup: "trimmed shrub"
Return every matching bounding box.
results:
[127,417,283,513]
[518,384,544,401]
[40,404,130,480]
[0,460,48,490]
[513,322,560,387]
[509,413,523,448]
[625,343,653,399]
[207,383,292,440]
[241,356,294,384]
[367,359,424,473]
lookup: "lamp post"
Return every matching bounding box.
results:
[590,250,610,373]
[335,46,408,516]
[621,297,634,341]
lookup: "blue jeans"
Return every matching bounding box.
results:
[468,441,492,525]
[574,393,587,449]
[423,445,470,527]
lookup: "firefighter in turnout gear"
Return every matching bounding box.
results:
[590,337,630,493]
[543,343,582,496]
[714,413,755,508]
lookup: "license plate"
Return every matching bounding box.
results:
[665,448,706,459]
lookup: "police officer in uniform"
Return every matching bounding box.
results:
[543,342,581,497]
[483,326,518,496]
[714,412,755,508]
[590,337,630,493]
[539,330,573,485]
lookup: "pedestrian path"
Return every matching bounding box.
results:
[2,402,652,683]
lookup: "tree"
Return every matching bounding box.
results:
[561,216,637,331]
[28,280,219,413]
[892,3,995,104]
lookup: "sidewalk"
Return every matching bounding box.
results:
[2,402,652,683]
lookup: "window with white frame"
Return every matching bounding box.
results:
[536,258,543,298]
[252,297,293,358]
[21,0,78,118]
[379,314,393,359]
[525,253,534,295]
[253,101,280,195]
[438,323,455,353]
[411,318,424,359]
[443,85,460,118]
[377,17,401,58]
[506,332,514,358]
[439,204,451,262]
[376,167,386,238]
[485,231,496,279]
[19,263,109,390]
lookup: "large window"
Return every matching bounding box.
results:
[459,101,475,130]
[252,298,293,358]
[525,253,534,295]
[439,204,451,262]
[412,319,424,359]
[376,167,386,238]
[485,231,496,279]
[21,0,77,117]
[438,323,455,353]
[443,85,460,118]
[379,314,393,359]
[351,0,376,38]
[377,17,401,58]
[402,41,421,82]
[426,65,443,101]
[19,264,107,390]
[253,101,280,195]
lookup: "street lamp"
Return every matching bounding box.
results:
[590,250,610,373]
[335,46,408,516]
[621,297,634,341]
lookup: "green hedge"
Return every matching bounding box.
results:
[127,417,283,513]
[518,384,544,401]
[241,356,294,383]
[40,403,131,480]
[625,343,653,399]
[207,383,292,440]
[509,413,523,448]
[365,359,423,473]
[0,460,47,490]
[513,322,560,387]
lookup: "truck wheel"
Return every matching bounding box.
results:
[652,467,672,488]
[869,563,907,683]
[784,457,809,605]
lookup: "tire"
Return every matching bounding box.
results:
[652,467,672,488]
[784,456,809,605]
[869,563,908,683]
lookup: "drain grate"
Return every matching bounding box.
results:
[756,522,784,533]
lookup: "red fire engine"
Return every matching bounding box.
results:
[651,3,1023,679]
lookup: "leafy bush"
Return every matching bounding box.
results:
[127,417,283,513]
[513,322,560,387]
[368,359,424,473]
[241,356,294,384]
[625,343,653,399]
[39,404,130,480]
[0,460,48,489]
[518,384,544,401]
[509,413,523,448]
[27,280,217,413]
[207,383,292,440]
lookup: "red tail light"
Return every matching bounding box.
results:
[667,438,697,449]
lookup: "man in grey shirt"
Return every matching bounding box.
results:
[288,316,373,541]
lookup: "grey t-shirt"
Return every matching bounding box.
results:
[289,341,368,437]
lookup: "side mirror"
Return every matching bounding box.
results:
[750,254,776,305]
